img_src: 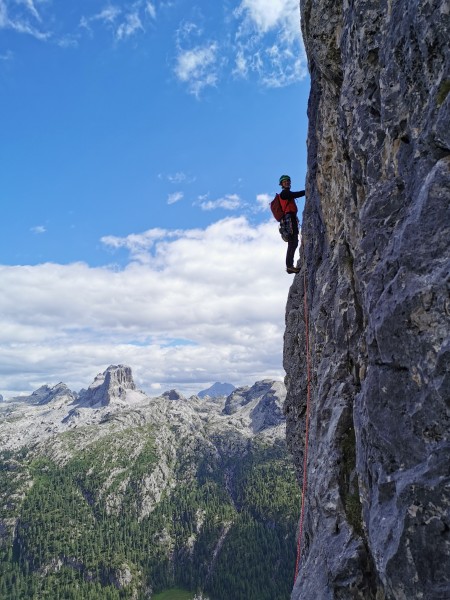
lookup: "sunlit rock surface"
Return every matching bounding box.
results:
[285,1,449,598]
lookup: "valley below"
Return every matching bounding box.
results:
[0,365,300,600]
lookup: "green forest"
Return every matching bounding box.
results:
[0,426,300,600]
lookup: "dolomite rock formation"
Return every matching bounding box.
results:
[224,380,286,432]
[284,1,449,599]
[198,382,236,398]
[78,364,136,407]
[10,383,77,405]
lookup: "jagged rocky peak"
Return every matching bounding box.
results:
[285,1,449,599]
[77,364,136,407]
[224,380,286,433]
[11,382,76,405]
[161,389,185,401]
[224,380,285,415]
[198,382,236,398]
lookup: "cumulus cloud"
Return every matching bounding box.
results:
[198,194,241,211]
[0,218,296,397]
[256,193,271,212]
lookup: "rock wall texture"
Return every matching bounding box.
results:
[284,1,450,599]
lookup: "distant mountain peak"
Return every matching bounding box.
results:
[77,364,136,407]
[162,389,185,401]
[223,380,286,433]
[0,366,287,453]
[198,382,236,398]
[10,382,76,405]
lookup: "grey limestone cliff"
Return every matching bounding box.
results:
[224,380,286,432]
[285,1,449,599]
[77,364,136,407]
[10,383,77,405]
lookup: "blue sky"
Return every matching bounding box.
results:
[0,0,310,398]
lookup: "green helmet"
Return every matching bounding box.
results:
[279,174,291,185]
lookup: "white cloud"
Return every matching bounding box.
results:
[98,6,121,22]
[256,193,271,212]
[116,11,143,40]
[56,35,78,49]
[166,171,196,184]
[168,172,186,183]
[0,1,7,27]
[1,1,305,88]
[172,1,306,95]
[174,42,219,96]
[0,0,50,40]
[30,225,46,234]
[234,49,248,78]
[80,6,121,33]
[101,227,172,265]
[79,4,151,41]
[232,0,306,87]
[17,0,41,21]
[0,218,297,397]
[175,20,203,44]
[198,194,241,211]
[236,0,299,36]
[146,2,156,20]
[167,191,183,205]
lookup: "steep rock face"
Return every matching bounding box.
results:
[285,2,449,599]
[77,364,136,407]
[224,380,286,432]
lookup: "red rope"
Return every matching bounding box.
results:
[294,264,312,583]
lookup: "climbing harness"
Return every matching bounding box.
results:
[279,213,294,242]
[294,255,312,584]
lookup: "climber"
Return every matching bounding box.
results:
[278,175,305,274]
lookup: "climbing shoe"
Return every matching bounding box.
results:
[286,266,300,274]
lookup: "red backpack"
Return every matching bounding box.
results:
[270,193,285,222]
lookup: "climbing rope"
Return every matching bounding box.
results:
[294,255,312,584]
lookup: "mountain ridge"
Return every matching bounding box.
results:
[0,365,286,453]
[0,364,298,600]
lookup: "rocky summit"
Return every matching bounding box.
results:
[198,382,236,399]
[0,365,298,600]
[285,1,449,600]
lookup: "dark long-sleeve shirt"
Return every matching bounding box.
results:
[279,189,305,214]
